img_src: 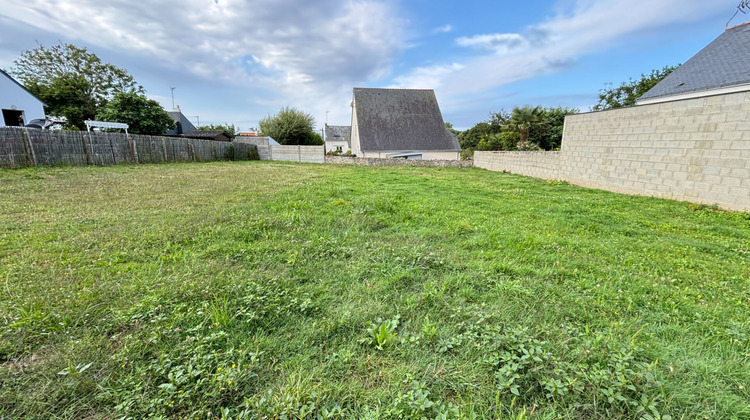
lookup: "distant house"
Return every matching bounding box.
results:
[324,124,351,153]
[638,22,750,105]
[183,130,233,142]
[0,69,45,127]
[166,106,197,135]
[350,88,460,160]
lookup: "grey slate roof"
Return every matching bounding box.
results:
[325,125,351,141]
[166,110,197,135]
[353,88,460,152]
[183,130,233,141]
[639,22,750,102]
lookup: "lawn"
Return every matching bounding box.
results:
[0,161,748,419]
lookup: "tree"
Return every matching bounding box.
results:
[458,122,492,151]
[477,131,520,151]
[593,65,678,111]
[258,107,319,145]
[10,42,143,129]
[488,109,510,133]
[96,91,174,135]
[198,123,237,135]
[528,107,578,151]
[27,74,98,130]
[505,106,543,144]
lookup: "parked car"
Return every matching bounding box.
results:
[25,118,64,130]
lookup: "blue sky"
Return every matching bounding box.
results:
[0,0,743,130]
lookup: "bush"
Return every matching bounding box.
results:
[258,107,318,145]
[477,131,520,151]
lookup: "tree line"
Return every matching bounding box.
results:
[451,65,677,156]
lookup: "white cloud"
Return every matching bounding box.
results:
[0,0,406,125]
[456,33,527,53]
[432,24,453,34]
[403,0,736,98]
[391,63,465,89]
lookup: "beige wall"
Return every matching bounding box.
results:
[474,151,563,180]
[256,145,324,163]
[475,91,750,212]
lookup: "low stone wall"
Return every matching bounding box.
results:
[474,151,562,180]
[325,155,473,168]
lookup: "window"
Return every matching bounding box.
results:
[336,146,343,152]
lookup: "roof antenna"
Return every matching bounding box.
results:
[727,0,750,28]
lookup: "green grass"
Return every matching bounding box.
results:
[0,161,748,419]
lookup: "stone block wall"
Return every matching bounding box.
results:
[473,151,562,180]
[256,145,324,163]
[475,91,750,211]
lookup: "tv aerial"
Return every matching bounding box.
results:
[727,0,750,28]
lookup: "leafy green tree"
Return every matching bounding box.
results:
[11,43,143,129]
[488,110,510,133]
[505,106,543,144]
[527,107,578,150]
[258,107,318,145]
[593,65,678,111]
[27,74,98,130]
[198,124,237,135]
[96,91,174,135]
[477,131,520,151]
[458,122,492,151]
[308,131,325,145]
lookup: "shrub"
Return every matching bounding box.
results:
[259,107,318,145]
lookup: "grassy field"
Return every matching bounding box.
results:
[0,161,748,419]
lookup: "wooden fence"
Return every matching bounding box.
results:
[0,127,258,168]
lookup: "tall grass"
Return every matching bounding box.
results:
[0,162,747,418]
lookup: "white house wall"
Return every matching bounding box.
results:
[0,74,45,126]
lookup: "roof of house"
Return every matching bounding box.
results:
[325,125,351,142]
[353,88,460,152]
[183,130,233,140]
[639,22,750,102]
[166,110,197,135]
[0,68,47,107]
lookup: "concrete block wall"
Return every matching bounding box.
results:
[475,91,750,211]
[474,151,563,180]
[256,145,324,163]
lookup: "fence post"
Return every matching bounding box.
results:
[298,146,301,162]
[161,137,168,162]
[21,128,37,167]
[82,131,93,165]
[128,134,139,164]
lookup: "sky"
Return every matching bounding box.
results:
[0,0,744,131]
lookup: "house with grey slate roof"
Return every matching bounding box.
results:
[324,124,351,153]
[166,106,197,135]
[638,21,750,105]
[350,88,461,160]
